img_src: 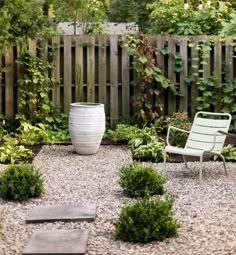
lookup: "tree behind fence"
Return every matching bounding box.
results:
[0,35,235,126]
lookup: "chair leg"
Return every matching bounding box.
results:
[218,154,227,175]
[183,155,188,168]
[199,155,203,182]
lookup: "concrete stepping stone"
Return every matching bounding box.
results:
[26,204,96,224]
[22,229,89,255]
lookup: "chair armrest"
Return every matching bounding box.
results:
[206,130,233,152]
[166,126,190,146]
[217,130,236,137]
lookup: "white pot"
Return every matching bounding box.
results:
[69,102,106,155]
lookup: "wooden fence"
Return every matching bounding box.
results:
[0,35,235,125]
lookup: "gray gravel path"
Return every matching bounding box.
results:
[0,145,236,255]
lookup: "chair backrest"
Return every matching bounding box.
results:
[185,111,232,152]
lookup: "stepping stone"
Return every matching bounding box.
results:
[26,204,97,224]
[22,229,89,255]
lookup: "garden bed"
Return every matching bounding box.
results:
[0,145,236,255]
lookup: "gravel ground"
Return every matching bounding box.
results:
[0,145,236,255]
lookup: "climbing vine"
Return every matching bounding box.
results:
[128,34,178,124]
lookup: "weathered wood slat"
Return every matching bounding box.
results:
[98,36,107,105]
[28,40,37,119]
[87,36,95,102]
[191,37,200,116]
[5,48,14,117]
[63,36,72,114]
[179,37,188,112]
[225,36,233,82]
[75,35,84,102]
[168,37,176,114]
[214,36,222,82]
[121,35,130,118]
[110,35,119,125]
[52,36,61,103]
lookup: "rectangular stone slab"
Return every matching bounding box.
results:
[26,204,96,224]
[22,229,89,255]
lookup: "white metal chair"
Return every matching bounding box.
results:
[163,111,232,181]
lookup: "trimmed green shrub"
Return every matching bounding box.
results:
[114,198,179,243]
[118,161,165,198]
[0,164,44,201]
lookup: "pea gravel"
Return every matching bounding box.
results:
[0,145,236,255]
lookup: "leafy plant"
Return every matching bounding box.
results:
[16,47,60,126]
[18,122,50,145]
[128,34,178,123]
[133,142,165,162]
[18,122,69,145]
[114,198,179,243]
[118,161,166,198]
[0,137,32,164]
[147,0,232,35]
[0,164,44,201]
[213,144,236,161]
[106,124,140,143]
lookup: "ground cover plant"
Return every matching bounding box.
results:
[0,164,44,201]
[118,161,166,198]
[106,123,165,162]
[114,198,179,243]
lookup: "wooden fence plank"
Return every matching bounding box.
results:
[75,35,84,102]
[190,37,200,116]
[121,35,130,118]
[87,36,95,102]
[5,48,14,118]
[52,36,61,103]
[110,35,119,125]
[214,36,222,82]
[98,36,107,105]
[63,35,72,114]
[179,37,188,112]
[156,35,165,69]
[28,40,37,119]
[225,36,233,82]
[168,37,176,114]
[202,36,211,79]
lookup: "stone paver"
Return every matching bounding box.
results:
[26,204,97,224]
[22,229,89,255]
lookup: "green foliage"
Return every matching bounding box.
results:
[221,12,236,35]
[133,142,165,162]
[147,0,233,35]
[215,144,236,161]
[0,0,55,52]
[114,198,179,243]
[165,112,192,147]
[106,124,165,162]
[128,34,178,123]
[54,0,108,34]
[109,0,154,31]
[196,77,236,121]
[0,137,32,164]
[106,124,140,143]
[18,122,69,145]
[128,127,165,162]
[0,164,44,201]
[16,48,61,126]
[118,161,165,198]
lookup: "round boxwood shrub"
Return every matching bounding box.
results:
[118,161,165,197]
[114,198,179,243]
[0,164,44,201]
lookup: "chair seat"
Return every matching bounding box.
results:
[165,145,204,157]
